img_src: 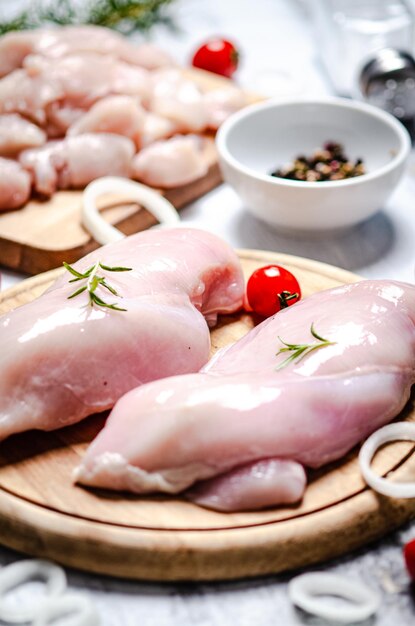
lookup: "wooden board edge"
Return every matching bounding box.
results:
[0,268,62,304]
[0,455,413,581]
[236,249,362,285]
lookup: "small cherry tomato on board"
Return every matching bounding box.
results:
[246,265,301,317]
[404,538,415,579]
[192,39,239,78]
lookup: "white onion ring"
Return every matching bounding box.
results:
[33,593,100,626]
[82,176,180,245]
[359,422,415,498]
[288,572,380,623]
[0,560,67,623]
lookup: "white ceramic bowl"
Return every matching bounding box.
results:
[216,98,411,233]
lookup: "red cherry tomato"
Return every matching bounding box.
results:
[246,265,301,317]
[192,38,239,78]
[404,538,415,579]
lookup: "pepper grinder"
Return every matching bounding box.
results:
[359,48,415,139]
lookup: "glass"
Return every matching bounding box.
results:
[312,0,415,95]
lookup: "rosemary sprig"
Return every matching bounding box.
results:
[275,323,336,370]
[0,0,176,37]
[63,260,132,312]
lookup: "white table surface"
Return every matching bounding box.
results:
[1,1,415,623]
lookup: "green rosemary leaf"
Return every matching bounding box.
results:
[310,322,330,343]
[0,0,176,36]
[275,347,307,371]
[64,257,131,312]
[279,341,308,351]
[91,292,127,311]
[99,263,132,272]
[68,285,87,299]
[105,303,128,311]
[302,342,335,358]
[89,275,100,293]
[63,262,87,279]
[100,279,118,296]
[275,324,336,370]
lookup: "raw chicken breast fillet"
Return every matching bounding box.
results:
[76,280,415,511]
[0,229,244,440]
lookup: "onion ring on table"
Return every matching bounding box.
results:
[359,422,415,498]
[33,593,100,626]
[288,572,380,623]
[0,560,67,623]
[82,176,180,245]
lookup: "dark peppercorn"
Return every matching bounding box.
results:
[270,142,366,182]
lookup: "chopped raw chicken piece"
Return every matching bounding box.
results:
[45,102,87,138]
[0,157,31,210]
[204,87,247,129]
[140,112,179,148]
[19,142,59,196]
[0,26,174,78]
[68,96,146,148]
[0,113,46,156]
[24,52,152,105]
[0,68,61,125]
[76,280,415,511]
[20,134,134,196]
[149,69,208,133]
[0,30,39,78]
[0,53,151,127]
[0,228,244,439]
[120,41,175,70]
[132,135,208,188]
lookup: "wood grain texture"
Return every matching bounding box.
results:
[0,250,414,581]
[0,68,257,275]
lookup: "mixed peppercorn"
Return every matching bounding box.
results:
[270,142,366,182]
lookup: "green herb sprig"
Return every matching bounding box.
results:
[0,0,176,37]
[275,323,336,370]
[63,260,132,311]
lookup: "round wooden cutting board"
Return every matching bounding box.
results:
[0,250,414,582]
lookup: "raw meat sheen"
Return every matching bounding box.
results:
[204,87,247,130]
[0,53,151,127]
[0,26,174,77]
[67,96,146,148]
[76,280,415,511]
[132,135,208,188]
[20,134,135,196]
[0,113,46,156]
[0,157,32,210]
[149,69,208,133]
[0,229,244,440]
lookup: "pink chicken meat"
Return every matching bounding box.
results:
[0,26,174,78]
[20,133,135,196]
[76,280,415,511]
[0,229,244,440]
